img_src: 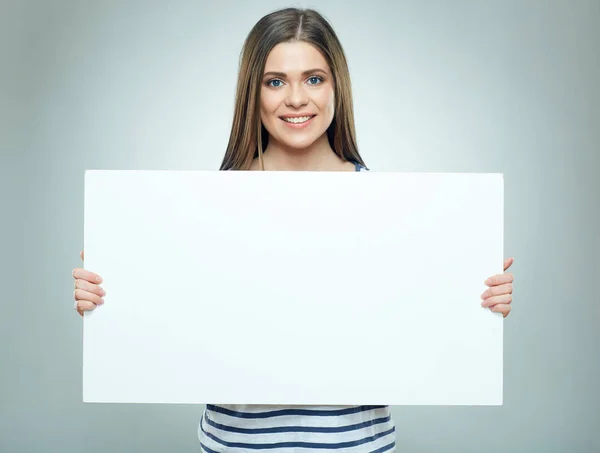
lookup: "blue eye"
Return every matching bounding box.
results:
[266,76,323,87]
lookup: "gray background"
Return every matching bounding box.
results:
[2,0,599,452]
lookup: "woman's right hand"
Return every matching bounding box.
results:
[73,249,106,317]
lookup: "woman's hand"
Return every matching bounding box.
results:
[73,249,105,316]
[481,257,514,317]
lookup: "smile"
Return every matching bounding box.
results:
[282,115,314,123]
[280,115,316,128]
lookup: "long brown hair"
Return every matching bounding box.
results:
[219,7,366,171]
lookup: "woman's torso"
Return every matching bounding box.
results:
[199,162,395,452]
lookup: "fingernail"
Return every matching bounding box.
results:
[485,278,491,285]
[100,289,106,297]
[96,276,103,283]
[480,291,487,299]
[99,298,104,305]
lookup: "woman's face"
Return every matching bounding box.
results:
[260,41,335,150]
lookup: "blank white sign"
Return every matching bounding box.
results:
[83,171,503,406]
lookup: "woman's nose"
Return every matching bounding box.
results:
[285,84,309,108]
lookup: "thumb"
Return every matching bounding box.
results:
[80,249,84,261]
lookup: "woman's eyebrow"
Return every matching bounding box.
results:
[263,68,328,78]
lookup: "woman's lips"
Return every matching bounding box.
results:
[280,115,316,129]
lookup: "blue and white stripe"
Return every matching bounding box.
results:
[198,404,395,452]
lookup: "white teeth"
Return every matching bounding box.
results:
[283,116,312,123]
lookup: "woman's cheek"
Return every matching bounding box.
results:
[322,90,335,121]
[259,108,275,134]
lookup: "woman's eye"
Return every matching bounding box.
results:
[267,77,322,87]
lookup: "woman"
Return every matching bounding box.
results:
[72,7,515,452]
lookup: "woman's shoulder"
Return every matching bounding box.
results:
[354,162,370,172]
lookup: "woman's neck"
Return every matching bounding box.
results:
[255,133,354,171]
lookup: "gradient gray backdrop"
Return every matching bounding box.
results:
[2,0,599,452]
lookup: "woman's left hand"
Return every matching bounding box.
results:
[481,258,515,317]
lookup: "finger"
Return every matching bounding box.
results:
[503,257,514,271]
[72,267,102,284]
[73,289,104,306]
[485,272,514,287]
[74,279,106,297]
[80,250,84,261]
[489,303,512,317]
[75,299,99,316]
[481,293,512,308]
[481,283,513,300]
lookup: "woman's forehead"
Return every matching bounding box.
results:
[264,41,330,75]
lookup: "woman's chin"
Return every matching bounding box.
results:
[276,134,326,151]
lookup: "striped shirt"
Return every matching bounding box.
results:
[199,162,395,452]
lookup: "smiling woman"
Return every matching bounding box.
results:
[219,8,366,172]
[206,8,398,452]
